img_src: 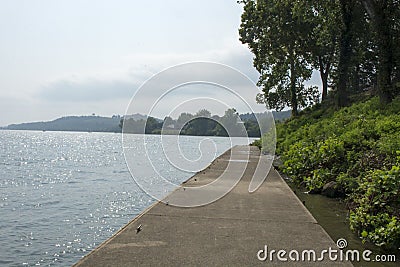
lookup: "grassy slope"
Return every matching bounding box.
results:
[275,96,400,249]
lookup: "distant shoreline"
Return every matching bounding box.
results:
[3,110,291,135]
[0,129,260,141]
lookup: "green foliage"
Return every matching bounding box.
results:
[145,117,162,134]
[238,0,400,247]
[349,166,400,248]
[244,120,261,137]
[273,96,400,247]
[282,137,345,190]
[251,139,262,149]
[123,108,263,137]
[336,172,359,194]
[239,0,400,112]
[239,0,319,114]
[260,127,276,155]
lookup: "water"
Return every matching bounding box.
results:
[287,181,399,267]
[0,130,250,266]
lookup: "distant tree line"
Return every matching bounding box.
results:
[121,108,273,137]
[4,111,288,134]
[239,0,400,116]
[7,115,121,132]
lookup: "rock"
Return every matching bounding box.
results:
[273,156,283,169]
[308,188,322,194]
[321,181,339,198]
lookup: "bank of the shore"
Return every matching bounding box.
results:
[274,97,400,250]
[284,180,399,267]
[74,145,352,266]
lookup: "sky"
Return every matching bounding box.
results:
[0,0,320,126]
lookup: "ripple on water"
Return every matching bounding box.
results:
[0,130,245,266]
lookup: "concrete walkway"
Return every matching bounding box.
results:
[74,146,352,266]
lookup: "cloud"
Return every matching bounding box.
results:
[124,44,259,82]
[37,76,145,102]
[35,45,260,106]
[123,61,266,119]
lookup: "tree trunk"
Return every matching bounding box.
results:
[290,59,298,116]
[321,73,328,101]
[361,0,394,104]
[336,0,354,107]
[376,9,393,104]
[319,56,330,101]
[352,65,360,92]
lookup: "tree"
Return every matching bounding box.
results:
[360,0,400,104]
[122,118,145,134]
[244,120,260,137]
[335,0,358,107]
[291,0,342,101]
[182,109,213,136]
[215,108,247,137]
[239,0,319,116]
[348,12,378,93]
[163,116,175,128]
[145,117,161,134]
[177,112,193,128]
[319,0,381,105]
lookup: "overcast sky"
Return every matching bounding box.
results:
[0,0,320,126]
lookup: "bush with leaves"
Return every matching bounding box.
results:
[274,96,400,247]
[349,165,400,248]
[282,137,346,191]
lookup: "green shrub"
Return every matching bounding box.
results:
[251,139,262,149]
[260,128,276,155]
[337,172,360,193]
[305,168,333,192]
[271,96,400,247]
[349,166,400,248]
[282,137,345,190]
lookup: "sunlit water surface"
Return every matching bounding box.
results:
[0,130,251,266]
